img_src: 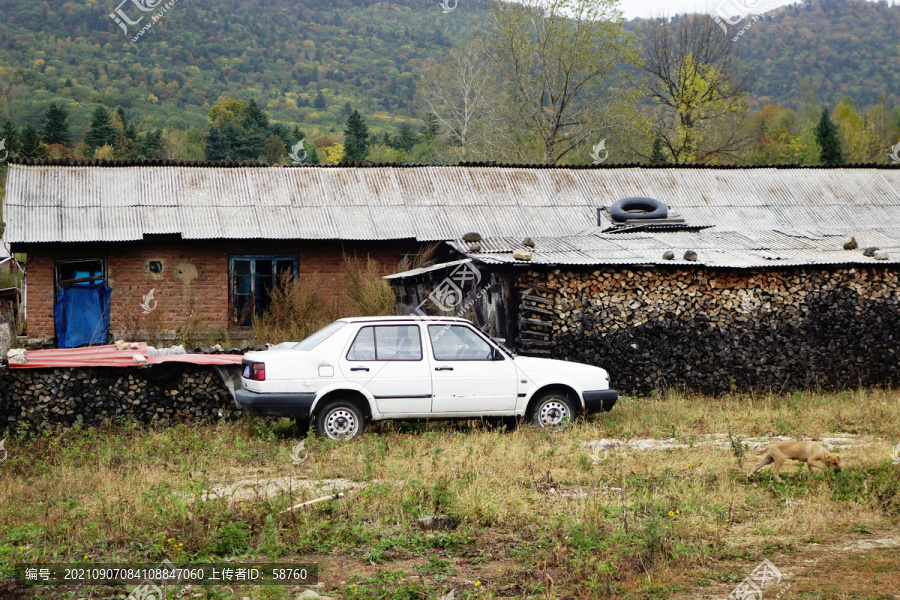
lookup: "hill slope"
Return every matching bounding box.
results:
[0,0,897,138]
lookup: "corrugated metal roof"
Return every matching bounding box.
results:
[5,163,900,250]
[451,226,900,268]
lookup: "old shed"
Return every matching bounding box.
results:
[4,158,899,394]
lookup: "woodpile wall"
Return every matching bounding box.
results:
[0,365,240,431]
[517,266,899,394]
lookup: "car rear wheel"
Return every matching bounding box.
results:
[530,392,576,429]
[315,399,366,441]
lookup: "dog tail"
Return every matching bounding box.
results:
[753,445,769,455]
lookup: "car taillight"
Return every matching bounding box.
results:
[243,361,266,381]
[252,362,266,381]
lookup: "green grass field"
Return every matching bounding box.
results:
[2,389,899,599]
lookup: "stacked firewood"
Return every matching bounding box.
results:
[517,266,900,394]
[0,366,240,430]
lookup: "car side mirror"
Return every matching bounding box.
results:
[491,347,505,361]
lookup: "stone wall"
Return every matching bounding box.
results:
[517,266,900,395]
[0,364,240,431]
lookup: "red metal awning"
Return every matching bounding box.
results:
[8,344,243,369]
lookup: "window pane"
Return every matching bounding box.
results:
[233,260,251,276]
[231,256,297,326]
[347,327,376,361]
[255,260,273,276]
[429,325,492,361]
[57,259,105,287]
[375,325,422,361]
[276,260,295,277]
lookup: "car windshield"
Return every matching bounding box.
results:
[274,321,347,351]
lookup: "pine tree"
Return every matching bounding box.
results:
[138,129,165,159]
[341,102,353,118]
[41,103,71,147]
[314,91,327,109]
[205,126,230,161]
[342,110,370,162]
[0,121,20,157]
[116,107,137,141]
[814,108,843,164]
[394,123,418,152]
[650,136,665,164]
[20,124,47,158]
[84,107,118,154]
[246,100,269,129]
[421,113,440,141]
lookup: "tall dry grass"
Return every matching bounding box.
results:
[341,254,397,317]
[251,270,345,345]
[2,390,898,598]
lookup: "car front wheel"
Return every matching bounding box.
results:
[530,392,576,429]
[315,399,366,441]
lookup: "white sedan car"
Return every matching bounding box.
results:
[236,317,617,440]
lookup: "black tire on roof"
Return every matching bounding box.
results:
[610,197,668,222]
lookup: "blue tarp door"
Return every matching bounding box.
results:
[54,284,113,348]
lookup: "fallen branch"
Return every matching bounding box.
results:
[280,492,344,514]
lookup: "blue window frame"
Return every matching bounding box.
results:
[229,256,299,326]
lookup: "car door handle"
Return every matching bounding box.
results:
[350,367,370,372]
[435,367,454,371]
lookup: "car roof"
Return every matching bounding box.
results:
[337,316,471,324]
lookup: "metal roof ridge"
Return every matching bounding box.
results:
[8,158,900,170]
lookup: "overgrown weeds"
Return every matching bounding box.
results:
[2,390,898,599]
[342,254,397,317]
[251,271,345,345]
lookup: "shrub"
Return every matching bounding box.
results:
[251,271,344,344]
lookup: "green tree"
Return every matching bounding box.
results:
[0,121,20,157]
[204,126,231,161]
[341,102,353,118]
[263,134,288,164]
[84,107,118,154]
[246,100,269,129]
[487,0,641,164]
[138,129,165,159]
[642,15,752,163]
[41,103,71,147]
[393,123,418,152]
[116,107,137,141]
[421,113,440,141]
[314,91,327,109]
[649,136,665,164]
[343,110,370,162]
[814,108,843,164]
[204,99,271,161]
[111,108,139,159]
[20,124,47,158]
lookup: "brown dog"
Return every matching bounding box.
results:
[751,440,842,483]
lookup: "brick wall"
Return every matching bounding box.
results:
[21,239,417,344]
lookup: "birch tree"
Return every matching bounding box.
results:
[417,43,501,162]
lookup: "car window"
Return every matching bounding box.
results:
[429,325,494,361]
[347,327,376,360]
[347,325,423,361]
[278,321,347,351]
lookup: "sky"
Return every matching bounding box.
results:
[617,0,887,19]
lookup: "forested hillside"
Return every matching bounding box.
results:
[0,0,898,165]
[0,0,489,136]
[2,0,899,135]
[731,0,900,108]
